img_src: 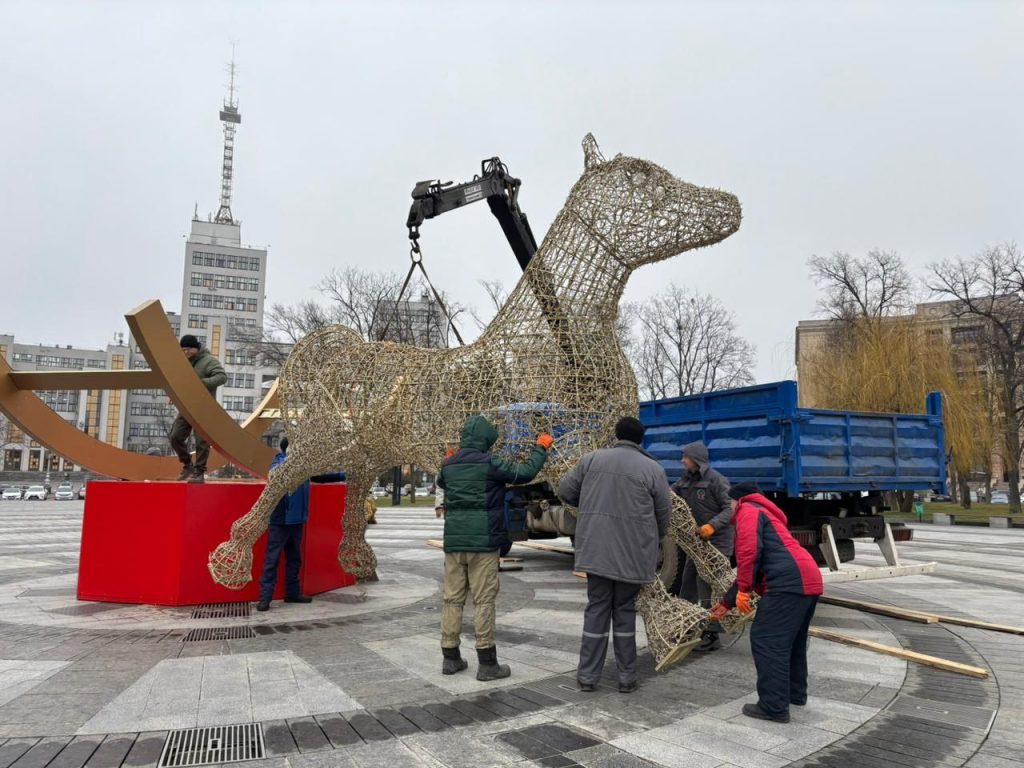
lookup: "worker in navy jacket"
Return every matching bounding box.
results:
[257,437,345,611]
[711,482,824,723]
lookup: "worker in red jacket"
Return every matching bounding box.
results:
[711,482,823,723]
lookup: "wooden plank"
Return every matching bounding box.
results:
[821,596,938,623]
[808,627,989,679]
[824,595,1024,635]
[513,540,575,556]
[572,571,587,580]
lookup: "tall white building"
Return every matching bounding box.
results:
[124,61,280,455]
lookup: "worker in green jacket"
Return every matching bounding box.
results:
[169,334,227,484]
[438,414,553,680]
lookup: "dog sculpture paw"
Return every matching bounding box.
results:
[208,541,254,589]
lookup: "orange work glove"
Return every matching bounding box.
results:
[708,602,729,621]
[537,433,555,450]
[698,524,715,539]
[736,591,753,615]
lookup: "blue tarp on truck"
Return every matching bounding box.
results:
[639,380,946,497]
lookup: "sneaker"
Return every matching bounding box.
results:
[618,681,638,694]
[284,595,313,604]
[256,601,270,612]
[742,702,790,723]
[187,472,205,484]
[176,465,194,481]
[577,681,595,692]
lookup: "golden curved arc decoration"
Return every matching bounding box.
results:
[0,299,277,480]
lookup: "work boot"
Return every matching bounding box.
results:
[284,595,313,604]
[475,646,511,681]
[695,631,721,652]
[177,464,194,481]
[187,472,205,484]
[441,647,468,675]
[256,601,270,612]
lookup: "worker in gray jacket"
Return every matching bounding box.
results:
[672,440,734,652]
[558,416,672,693]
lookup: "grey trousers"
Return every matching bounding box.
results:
[577,573,641,686]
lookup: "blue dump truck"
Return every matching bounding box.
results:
[640,380,946,581]
[498,381,945,582]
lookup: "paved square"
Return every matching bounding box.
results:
[0,500,1019,767]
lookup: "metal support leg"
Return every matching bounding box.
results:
[819,524,841,572]
[874,521,901,567]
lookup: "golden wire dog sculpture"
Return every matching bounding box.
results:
[208,134,742,599]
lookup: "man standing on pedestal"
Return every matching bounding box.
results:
[169,334,226,484]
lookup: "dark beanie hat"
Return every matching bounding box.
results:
[279,436,289,454]
[180,334,201,350]
[728,482,761,500]
[615,416,645,444]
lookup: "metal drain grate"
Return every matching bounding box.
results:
[181,626,256,642]
[158,723,264,767]
[191,602,252,619]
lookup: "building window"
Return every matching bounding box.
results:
[225,372,255,389]
[86,358,107,369]
[34,355,85,369]
[188,293,259,313]
[222,395,255,412]
[952,326,984,345]
[129,402,174,417]
[224,349,256,366]
[12,352,34,363]
[191,251,261,271]
[38,390,80,413]
[128,423,169,437]
[188,314,209,329]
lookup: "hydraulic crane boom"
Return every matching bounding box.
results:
[406,158,539,271]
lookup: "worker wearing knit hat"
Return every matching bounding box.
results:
[168,334,227,483]
[728,482,761,501]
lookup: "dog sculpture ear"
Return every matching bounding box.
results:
[582,133,605,170]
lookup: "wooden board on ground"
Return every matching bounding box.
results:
[809,627,989,679]
[821,596,938,624]
[825,595,1024,635]
[655,638,702,672]
[513,540,575,556]
[572,571,587,580]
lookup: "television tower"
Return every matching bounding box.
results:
[214,57,241,224]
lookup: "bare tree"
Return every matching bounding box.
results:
[628,285,755,400]
[809,250,913,322]
[928,242,1024,513]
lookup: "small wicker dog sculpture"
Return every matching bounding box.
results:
[208,135,742,601]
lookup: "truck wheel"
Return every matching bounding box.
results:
[657,539,683,594]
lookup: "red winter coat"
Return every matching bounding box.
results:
[722,493,823,607]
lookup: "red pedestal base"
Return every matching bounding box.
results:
[77,481,355,605]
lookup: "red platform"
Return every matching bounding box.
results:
[77,481,355,605]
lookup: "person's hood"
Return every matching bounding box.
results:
[734,492,788,526]
[189,349,211,367]
[270,451,287,471]
[682,441,710,475]
[459,415,499,452]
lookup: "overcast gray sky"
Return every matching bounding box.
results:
[2,0,1021,383]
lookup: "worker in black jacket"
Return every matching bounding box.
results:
[671,440,734,652]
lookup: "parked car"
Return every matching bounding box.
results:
[370,486,388,498]
[414,486,430,496]
[990,491,1009,504]
[930,492,952,503]
[78,485,87,499]
[23,485,48,501]
[54,483,75,501]
[2,487,23,501]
